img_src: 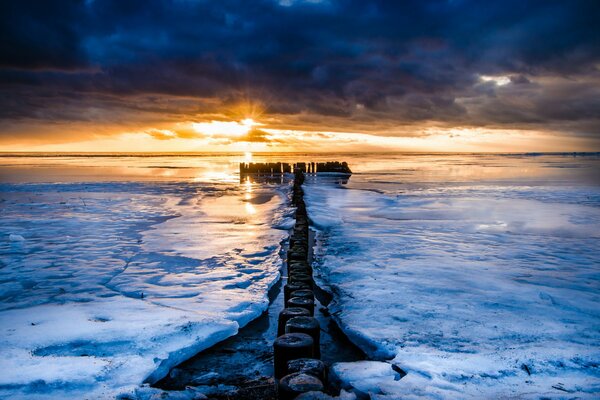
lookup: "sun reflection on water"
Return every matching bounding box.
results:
[193,171,238,183]
[245,202,256,215]
[242,176,258,237]
[244,176,256,215]
[244,176,253,192]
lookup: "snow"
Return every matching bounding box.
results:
[0,179,293,399]
[331,361,404,397]
[305,154,600,398]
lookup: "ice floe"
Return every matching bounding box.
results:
[0,180,292,399]
[305,155,600,398]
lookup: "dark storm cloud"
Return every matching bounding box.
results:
[0,0,599,141]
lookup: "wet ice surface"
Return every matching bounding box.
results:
[0,179,293,399]
[305,154,600,398]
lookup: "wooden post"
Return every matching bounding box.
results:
[273,333,314,379]
[278,372,324,400]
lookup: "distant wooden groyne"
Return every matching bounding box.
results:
[240,161,351,175]
[155,163,357,398]
[272,167,323,399]
[270,164,358,399]
[244,162,357,399]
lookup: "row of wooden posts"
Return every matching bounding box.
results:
[272,168,327,399]
[240,161,351,175]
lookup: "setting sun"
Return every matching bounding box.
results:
[241,118,258,127]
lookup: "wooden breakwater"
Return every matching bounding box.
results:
[153,163,358,398]
[271,167,332,399]
[240,161,351,175]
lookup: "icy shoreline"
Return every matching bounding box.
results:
[305,176,600,398]
[0,180,293,399]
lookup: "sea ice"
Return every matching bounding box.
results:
[0,180,292,399]
[305,163,600,398]
[331,361,404,398]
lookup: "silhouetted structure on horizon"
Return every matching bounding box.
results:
[240,161,351,175]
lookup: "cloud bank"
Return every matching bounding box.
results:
[0,0,599,150]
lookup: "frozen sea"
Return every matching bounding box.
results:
[0,154,299,399]
[1,153,599,399]
[304,153,600,399]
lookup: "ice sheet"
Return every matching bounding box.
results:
[0,180,292,399]
[305,157,600,398]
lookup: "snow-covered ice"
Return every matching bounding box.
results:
[305,154,600,398]
[0,177,293,399]
[2,153,599,399]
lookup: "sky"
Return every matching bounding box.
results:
[0,0,599,152]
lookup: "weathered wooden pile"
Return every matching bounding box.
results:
[240,161,351,175]
[272,168,327,399]
[313,161,351,174]
[240,162,293,174]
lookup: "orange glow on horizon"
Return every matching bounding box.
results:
[0,117,597,153]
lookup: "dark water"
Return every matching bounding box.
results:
[155,226,364,398]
